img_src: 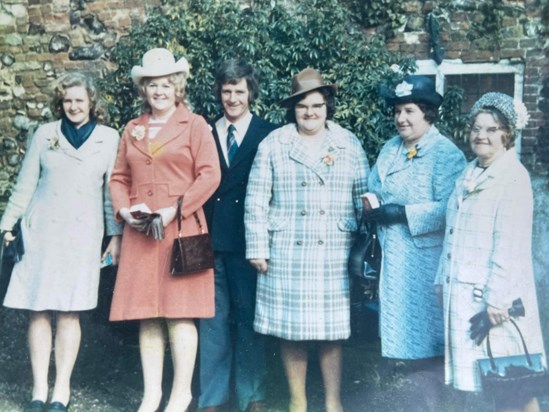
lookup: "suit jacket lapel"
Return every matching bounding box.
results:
[211,125,230,172]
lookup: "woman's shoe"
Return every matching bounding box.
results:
[23,400,45,412]
[46,401,69,412]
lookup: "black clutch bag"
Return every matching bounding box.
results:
[477,318,549,401]
[170,197,215,276]
[1,219,25,301]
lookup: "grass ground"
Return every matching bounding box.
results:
[0,274,548,411]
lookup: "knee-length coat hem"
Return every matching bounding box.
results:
[368,126,466,359]
[109,104,221,321]
[245,122,369,341]
[1,121,122,312]
[436,148,546,392]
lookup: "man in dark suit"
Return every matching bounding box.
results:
[198,59,278,412]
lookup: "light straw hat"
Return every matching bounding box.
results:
[131,48,190,84]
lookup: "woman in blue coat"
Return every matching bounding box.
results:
[365,75,466,409]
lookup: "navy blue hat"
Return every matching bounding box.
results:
[381,75,443,108]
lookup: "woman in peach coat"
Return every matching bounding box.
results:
[109,48,221,412]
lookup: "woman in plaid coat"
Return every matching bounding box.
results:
[436,92,546,412]
[245,68,369,412]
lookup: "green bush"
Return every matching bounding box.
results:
[341,0,406,38]
[100,0,417,162]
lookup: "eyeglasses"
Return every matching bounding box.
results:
[295,102,326,113]
[469,126,502,137]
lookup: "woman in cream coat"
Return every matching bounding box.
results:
[1,72,122,412]
[436,92,546,412]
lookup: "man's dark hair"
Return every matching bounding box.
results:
[214,59,259,103]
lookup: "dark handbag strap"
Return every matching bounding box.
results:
[358,215,379,263]
[486,318,533,372]
[175,197,206,238]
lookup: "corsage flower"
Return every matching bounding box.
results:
[131,125,146,141]
[406,145,419,160]
[464,179,476,194]
[322,154,335,166]
[395,81,413,97]
[463,167,478,194]
[48,136,60,151]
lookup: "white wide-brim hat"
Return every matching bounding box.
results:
[131,48,190,84]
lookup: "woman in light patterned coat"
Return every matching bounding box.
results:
[365,75,466,410]
[245,68,369,412]
[436,92,546,412]
[0,72,122,412]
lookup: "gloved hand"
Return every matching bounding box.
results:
[364,204,407,225]
[155,206,177,228]
[469,311,492,346]
[469,298,525,346]
[119,208,149,232]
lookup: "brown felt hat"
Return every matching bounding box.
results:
[279,68,337,107]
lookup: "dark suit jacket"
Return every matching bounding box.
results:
[204,114,278,253]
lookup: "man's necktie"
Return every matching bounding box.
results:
[227,124,238,165]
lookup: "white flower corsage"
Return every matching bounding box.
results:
[48,136,60,150]
[463,167,479,194]
[513,100,529,130]
[464,178,476,194]
[395,80,413,97]
[131,125,146,141]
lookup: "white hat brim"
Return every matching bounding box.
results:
[131,58,189,84]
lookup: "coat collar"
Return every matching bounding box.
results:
[281,121,347,182]
[377,125,441,180]
[460,148,518,200]
[53,120,105,161]
[128,104,192,158]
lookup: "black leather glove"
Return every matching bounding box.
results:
[469,298,525,346]
[469,311,492,346]
[364,204,407,225]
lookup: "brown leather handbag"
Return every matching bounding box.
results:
[170,197,215,275]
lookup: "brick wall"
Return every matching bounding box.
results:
[384,0,548,172]
[0,0,547,198]
[0,0,162,196]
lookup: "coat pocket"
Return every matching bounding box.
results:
[168,183,187,198]
[267,215,288,232]
[337,216,359,232]
[411,231,444,249]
